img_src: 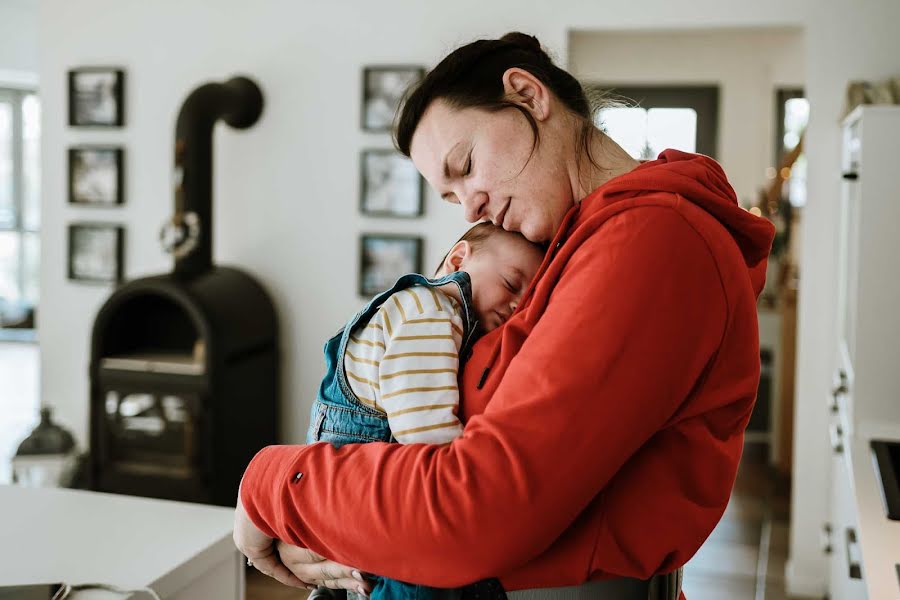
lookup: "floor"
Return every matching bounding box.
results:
[247,443,815,600]
[680,443,810,600]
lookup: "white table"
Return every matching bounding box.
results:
[0,485,244,599]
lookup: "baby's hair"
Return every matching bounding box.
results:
[434,222,502,275]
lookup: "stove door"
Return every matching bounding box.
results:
[94,389,210,503]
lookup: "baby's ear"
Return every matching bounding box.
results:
[443,240,472,273]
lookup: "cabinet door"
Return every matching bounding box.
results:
[836,175,861,374]
[829,442,868,599]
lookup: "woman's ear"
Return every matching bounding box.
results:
[442,240,471,273]
[502,68,551,121]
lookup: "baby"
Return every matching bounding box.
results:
[306,222,545,600]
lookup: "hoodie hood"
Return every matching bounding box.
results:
[475,149,775,389]
[593,149,775,270]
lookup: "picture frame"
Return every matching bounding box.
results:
[68,147,124,206]
[361,66,424,132]
[359,234,423,296]
[68,223,124,283]
[68,67,125,127]
[360,149,423,217]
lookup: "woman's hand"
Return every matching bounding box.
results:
[276,540,373,597]
[233,495,311,589]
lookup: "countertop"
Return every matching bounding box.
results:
[0,485,240,598]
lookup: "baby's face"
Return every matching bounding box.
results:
[461,234,545,332]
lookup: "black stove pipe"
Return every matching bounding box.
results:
[173,76,264,277]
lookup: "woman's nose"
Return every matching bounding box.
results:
[461,190,489,223]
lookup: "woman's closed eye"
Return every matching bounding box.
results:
[438,151,471,203]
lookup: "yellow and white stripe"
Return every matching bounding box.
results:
[344,285,465,444]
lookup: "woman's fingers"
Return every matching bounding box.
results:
[276,541,372,595]
[313,565,369,596]
[233,495,310,588]
[248,551,310,589]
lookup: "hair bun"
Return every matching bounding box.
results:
[500,32,543,54]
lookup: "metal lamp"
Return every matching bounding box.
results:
[12,406,80,487]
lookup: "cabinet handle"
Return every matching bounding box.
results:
[829,424,844,454]
[833,369,848,394]
[830,371,848,414]
[845,527,863,580]
[842,171,859,181]
[821,522,833,555]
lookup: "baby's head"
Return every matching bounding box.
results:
[437,223,545,332]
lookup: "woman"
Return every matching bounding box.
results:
[234,32,774,598]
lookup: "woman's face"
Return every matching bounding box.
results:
[410,99,575,243]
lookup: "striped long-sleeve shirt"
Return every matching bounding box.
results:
[344,285,465,444]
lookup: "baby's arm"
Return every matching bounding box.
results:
[378,288,464,445]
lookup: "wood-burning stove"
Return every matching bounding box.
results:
[88,77,278,506]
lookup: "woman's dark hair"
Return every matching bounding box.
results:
[395,32,603,167]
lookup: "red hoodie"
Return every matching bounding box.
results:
[240,150,775,595]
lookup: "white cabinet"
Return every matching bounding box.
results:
[826,106,900,600]
[834,106,900,431]
[827,428,867,600]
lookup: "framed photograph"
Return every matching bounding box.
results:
[68,67,125,127]
[362,66,424,132]
[68,223,124,283]
[69,147,124,206]
[360,149,423,217]
[359,234,423,296]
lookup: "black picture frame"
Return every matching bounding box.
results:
[67,223,124,283]
[361,66,424,132]
[359,234,423,297]
[68,146,125,206]
[68,67,125,127]
[359,149,424,217]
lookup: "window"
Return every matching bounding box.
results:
[0,88,40,339]
[594,86,719,160]
[776,88,809,207]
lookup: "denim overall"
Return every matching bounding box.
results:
[306,271,505,600]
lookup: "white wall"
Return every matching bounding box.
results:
[568,28,804,207]
[36,0,900,594]
[0,0,38,77]
[0,0,39,477]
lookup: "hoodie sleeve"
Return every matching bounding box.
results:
[239,206,729,587]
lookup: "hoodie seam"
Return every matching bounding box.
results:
[667,196,731,353]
